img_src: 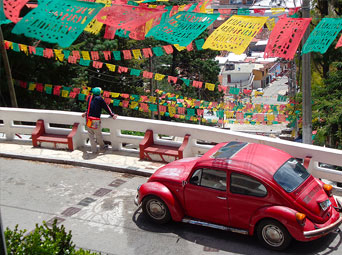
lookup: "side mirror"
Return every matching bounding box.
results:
[189,176,199,185]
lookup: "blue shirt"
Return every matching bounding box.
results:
[87,95,114,118]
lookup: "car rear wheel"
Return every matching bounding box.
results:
[256,219,292,251]
[142,195,171,224]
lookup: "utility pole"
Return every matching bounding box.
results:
[302,0,312,144]
[0,26,18,107]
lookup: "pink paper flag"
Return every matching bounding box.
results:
[103,51,112,60]
[142,48,153,58]
[168,76,177,84]
[68,56,77,64]
[103,91,110,97]
[72,51,80,59]
[178,107,185,114]
[104,98,111,105]
[186,43,193,51]
[28,46,36,54]
[254,9,266,15]
[91,51,100,60]
[93,61,103,69]
[43,48,54,58]
[104,25,116,40]
[3,0,29,23]
[162,45,173,54]
[143,71,153,79]
[69,92,77,98]
[192,80,203,88]
[118,66,128,73]
[335,34,342,49]
[122,100,129,108]
[122,50,132,60]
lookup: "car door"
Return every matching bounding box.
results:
[184,168,229,225]
[228,172,269,230]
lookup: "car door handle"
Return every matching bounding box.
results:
[217,196,226,200]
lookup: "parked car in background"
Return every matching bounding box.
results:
[135,142,342,250]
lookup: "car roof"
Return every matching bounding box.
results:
[199,142,292,179]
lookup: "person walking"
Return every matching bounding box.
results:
[82,87,117,153]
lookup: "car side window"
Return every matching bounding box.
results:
[230,173,267,197]
[190,168,227,191]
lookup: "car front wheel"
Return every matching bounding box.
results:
[142,195,171,224]
[256,219,292,251]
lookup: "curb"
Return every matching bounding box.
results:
[0,152,153,177]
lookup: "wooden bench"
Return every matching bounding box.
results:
[139,129,190,162]
[32,119,79,151]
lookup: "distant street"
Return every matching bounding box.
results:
[1,158,342,255]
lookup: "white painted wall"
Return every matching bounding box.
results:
[1,107,342,187]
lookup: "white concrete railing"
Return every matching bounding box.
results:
[1,107,342,188]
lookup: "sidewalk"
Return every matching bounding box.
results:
[0,140,165,177]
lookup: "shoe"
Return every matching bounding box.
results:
[100,145,108,152]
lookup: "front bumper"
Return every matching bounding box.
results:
[304,214,342,238]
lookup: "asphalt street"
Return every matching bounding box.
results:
[1,158,342,255]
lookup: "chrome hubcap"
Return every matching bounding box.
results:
[147,199,166,220]
[262,224,284,247]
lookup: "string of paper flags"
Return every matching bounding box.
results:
[15,79,289,125]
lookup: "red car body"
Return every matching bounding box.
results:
[135,142,342,250]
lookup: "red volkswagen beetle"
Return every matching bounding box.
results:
[135,142,342,250]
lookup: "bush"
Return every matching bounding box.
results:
[5,220,99,255]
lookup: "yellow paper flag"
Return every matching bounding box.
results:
[132,49,142,59]
[81,51,91,60]
[203,15,268,54]
[19,44,28,55]
[54,49,64,61]
[271,8,285,15]
[266,18,275,31]
[84,0,111,34]
[154,73,165,81]
[111,92,120,98]
[61,90,69,98]
[28,82,36,91]
[106,63,116,72]
[205,83,215,91]
[173,44,186,51]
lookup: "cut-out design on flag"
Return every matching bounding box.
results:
[264,18,311,60]
[0,0,11,24]
[147,11,219,47]
[12,0,105,47]
[302,18,342,54]
[96,4,166,31]
[203,15,267,54]
[84,0,111,35]
[3,0,29,23]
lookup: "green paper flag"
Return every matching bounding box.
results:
[113,51,121,60]
[78,93,86,101]
[147,11,219,47]
[149,104,158,112]
[181,78,190,86]
[116,29,130,38]
[79,58,91,66]
[35,47,44,56]
[216,110,224,118]
[113,99,120,106]
[130,69,141,76]
[63,50,70,59]
[45,87,52,94]
[187,108,195,116]
[12,43,20,52]
[302,18,342,54]
[195,39,205,50]
[152,47,164,56]
[12,0,104,47]
[229,87,240,95]
[237,8,250,15]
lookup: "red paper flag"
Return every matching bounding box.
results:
[36,83,44,92]
[104,25,116,40]
[197,109,204,116]
[73,87,80,94]
[143,71,153,79]
[118,66,128,73]
[72,51,80,59]
[103,91,110,97]
[142,48,153,58]
[264,18,311,60]
[93,61,103,69]
[186,43,193,51]
[53,85,62,96]
[178,107,185,114]
[162,45,173,54]
[288,7,300,15]
[254,9,266,15]
[122,50,132,60]
[168,76,177,84]
[122,100,129,108]
[140,103,149,112]
[69,92,76,98]
[19,81,27,88]
[120,93,130,98]
[28,46,36,54]
[140,96,148,102]
[129,24,147,40]
[68,55,77,64]
[103,51,112,60]
[3,0,29,23]
[192,80,203,88]
[43,48,54,58]
[91,51,99,60]
[104,97,111,105]
[96,5,166,31]
[335,34,342,49]
[218,9,232,15]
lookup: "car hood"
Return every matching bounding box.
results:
[148,157,199,184]
[294,176,331,223]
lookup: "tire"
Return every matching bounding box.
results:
[256,219,292,251]
[142,195,171,224]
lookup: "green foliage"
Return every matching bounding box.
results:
[4,221,99,255]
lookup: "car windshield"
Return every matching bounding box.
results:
[273,158,310,193]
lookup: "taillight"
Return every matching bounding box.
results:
[296,212,307,226]
[323,184,333,197]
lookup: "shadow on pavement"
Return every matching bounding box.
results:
[132,207,341,255]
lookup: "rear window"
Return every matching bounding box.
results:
[212,141,247,159]
[273,158,310,192]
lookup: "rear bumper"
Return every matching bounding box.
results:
[304,214,342,238]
